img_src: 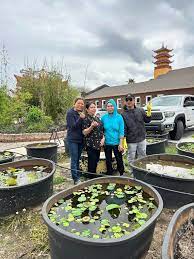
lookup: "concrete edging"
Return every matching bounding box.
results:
[0,131,65,142]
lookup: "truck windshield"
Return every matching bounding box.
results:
[152,96,182,106]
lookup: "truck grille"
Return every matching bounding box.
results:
[151,112,163,120]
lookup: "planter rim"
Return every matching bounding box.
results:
[130,153,194,182]
[146,138,167,146]
[26,142,58,149]
[0,158,55,190]
[176,141,194,154]
[162,202,194,259]
[42,176,163,245]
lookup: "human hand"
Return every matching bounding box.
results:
[118,144,124,153]
[79,112,85,119]
[100,137,105,146]
[91,121,99,128]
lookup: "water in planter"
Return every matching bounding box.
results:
[179,142,194,153]
[146,138,162,144]
[0,165,49,187]
[136,159,194,179]
[48,183,157,239]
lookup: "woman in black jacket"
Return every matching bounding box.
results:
[122,94,151,163]
[82,102,104,175]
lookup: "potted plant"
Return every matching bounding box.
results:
[146,137,167,155]
[42,176,163,259]
[26,142,58,163]
[176,141,194,158]
[130,154,194,208]
[162,202,194,259]
[0,158,55,216]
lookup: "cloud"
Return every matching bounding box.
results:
[0,0,194,89]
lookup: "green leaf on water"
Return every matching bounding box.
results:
[122,223,130,228]
[135,186,142,191]
[101,219,110,227]
[92,234,100,239]
[106,204,120,211]
[78,194,86,202]
[107,183,116,191]
[81,229,91,237]
[89,205,97,211]
[111,225,122,233]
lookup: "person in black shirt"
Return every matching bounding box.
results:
[122,94,151,163]
[66,97,85,184]
[82,102,104,175]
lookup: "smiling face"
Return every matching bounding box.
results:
[74,99,84,112]
[126,97,135,109]
[86,103,97,116]
[106,103,114,114]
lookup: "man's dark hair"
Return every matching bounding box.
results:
[125,94,135,102]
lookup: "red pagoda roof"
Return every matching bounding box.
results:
[154,45,173,53]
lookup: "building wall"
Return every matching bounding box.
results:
[86,87,194,109]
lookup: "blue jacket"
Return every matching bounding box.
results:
[101,99,124,145]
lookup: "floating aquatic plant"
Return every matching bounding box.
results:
[48,183,157,240]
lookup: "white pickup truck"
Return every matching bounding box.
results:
[144,95,194,140]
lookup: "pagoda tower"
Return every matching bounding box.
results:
[153,44,173,79]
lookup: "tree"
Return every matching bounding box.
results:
[16,67,79,123]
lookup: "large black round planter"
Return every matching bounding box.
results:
[0,151,15,164]
[26,142,58,163]
[0,158,55,216]
[130,154,194,208]
[42,176,163,259]
[176,141,194,158]
[146,138,167,155]
[162,202,194,259]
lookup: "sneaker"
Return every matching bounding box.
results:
[74,179,82,185]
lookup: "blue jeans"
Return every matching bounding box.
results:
[67,141,83,182]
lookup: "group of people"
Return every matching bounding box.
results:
[66,94,151,184]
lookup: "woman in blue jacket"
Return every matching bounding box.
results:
[101,99,125,175]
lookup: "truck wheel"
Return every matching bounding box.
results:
[169,120,184,140]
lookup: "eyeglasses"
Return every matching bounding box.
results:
[126,97,133,102]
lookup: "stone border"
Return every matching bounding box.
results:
[0,131,65,142]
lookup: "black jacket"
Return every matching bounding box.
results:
[122,107,151,143]
[66,108,83,143]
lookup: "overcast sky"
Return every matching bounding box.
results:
[1,0,194,90]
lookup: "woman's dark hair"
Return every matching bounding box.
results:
[85,101,96,109]
[74,97,84,104]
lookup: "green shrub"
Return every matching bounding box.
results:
[25,106,53,133]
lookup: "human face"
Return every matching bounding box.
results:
[106,103,114,114]
[86,103,96,116]
[74,99,84,112]
[126,98,135,109]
